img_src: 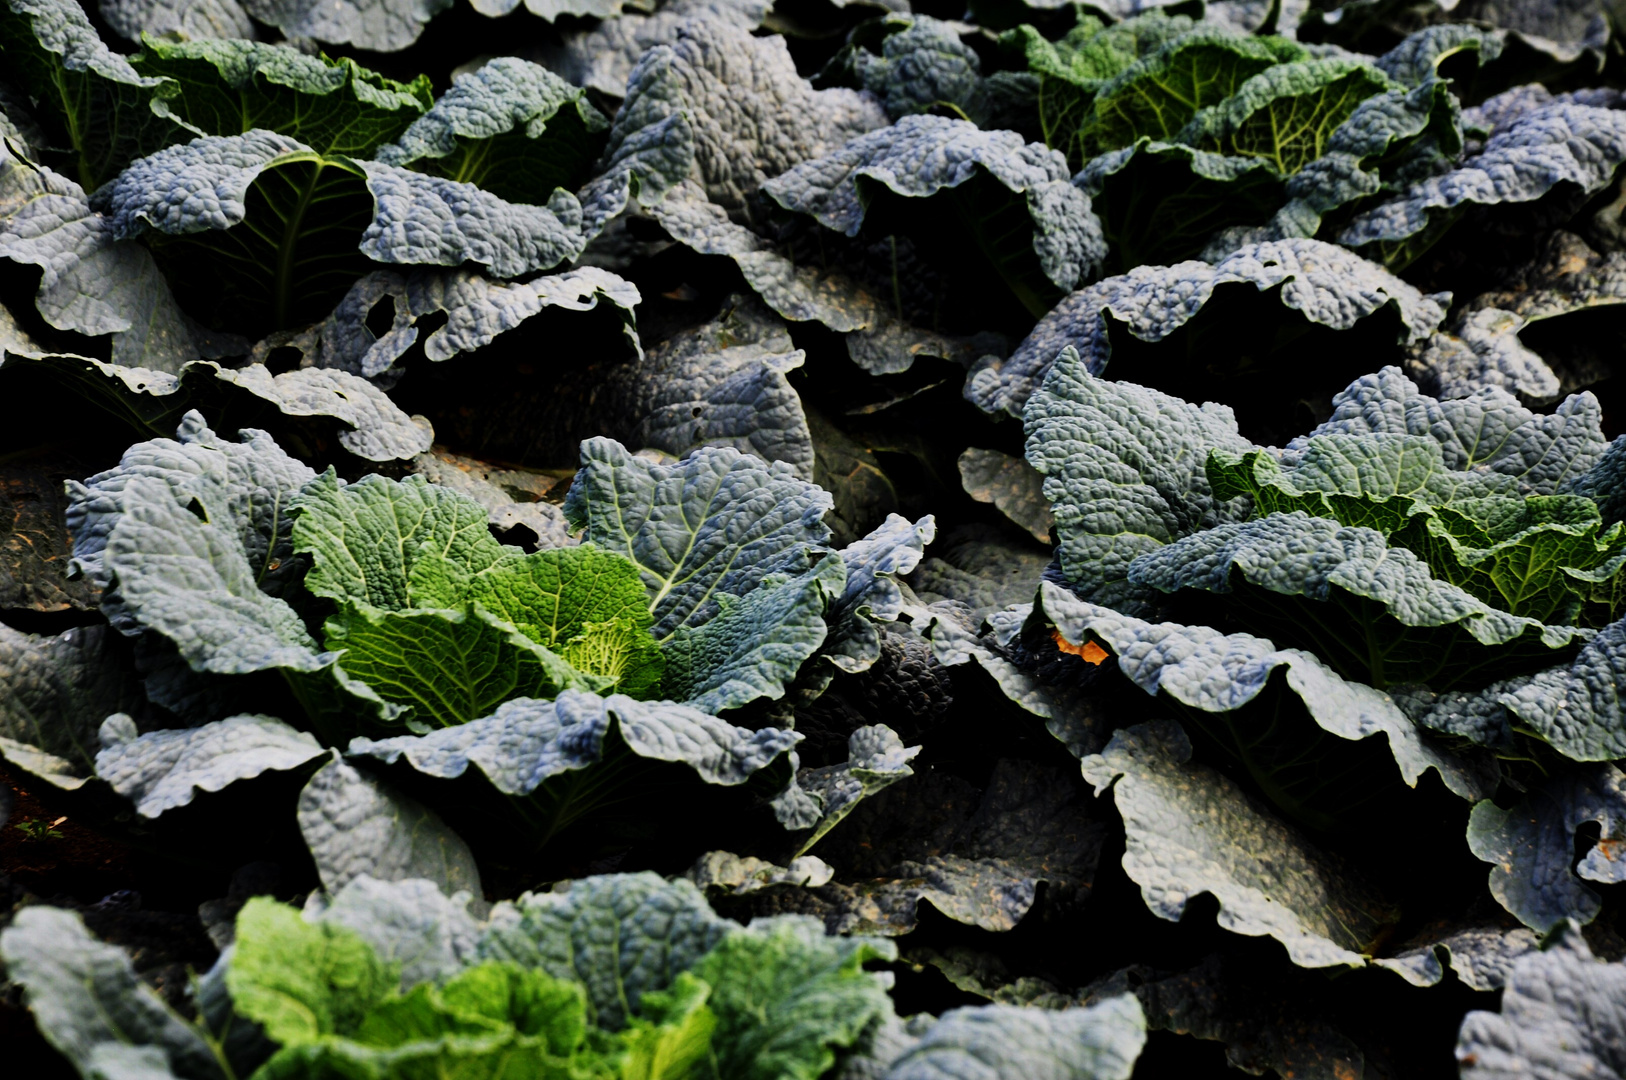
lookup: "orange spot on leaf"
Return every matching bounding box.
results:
[1054,629,1109,665]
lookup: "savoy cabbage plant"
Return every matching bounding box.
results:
[5,0,1626,1076]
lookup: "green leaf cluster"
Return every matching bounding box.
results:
[292,472,664,727]
[1212,439,1626,627]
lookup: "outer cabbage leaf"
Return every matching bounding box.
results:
[0,623,149,788]
[700,759,1105,935]
[97,130,587,338]
[1290,364,1608,495]
[93,711,324,817]
[1339,103,1626,264]
[821,14,994,126]
[476,871,733,1029]
[1428,230,1626,404]
[908,525,1050,622]
[574,17,975,374]
[663,553,844,714]
[550,0,770,99]
[1022,347,1254,610]
[1467,764,1626,930]
[67,409,316,606]
[296,755,482,899]
[1455,923,1626,1079]
[100,0,255,42]
[884,996,1146,1080]
[237,0,452,52]
[1,139,199,369]
[957,449,1053,545]
[373,57,607,206]
[761,114,1104,316]
[346,690,802,814]
[266,264,639,377]
[1374,918,1539,990]
[579,16,886,234]
[0,0,188,190]
[0,906,225,1080]
[1126,511,1586,685]
[564,437,833,638]
[973,239,1449,428]
[1499,615,1626,760]
[1211,438,1626,625]
[1044,583,1497,822]
[307,875,481,990]
[131,37,433,158]
[1080,721,1396,968]
[408,449,576,550]
[609,297,814,480]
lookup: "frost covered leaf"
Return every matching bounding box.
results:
[0,624,148,788]
[564,438,833,638]
[1455,922,1626,1079]
[100,0,255,42]
[886,996,1146,1080]
[94,712,324,817]
[347,689,800,796]
[1340,103,1626,260]
[0,140,199,369]
[1406,308,1564,405]
[958,449,1053,544]
[131,37,433,157]
[763,114,1103,314]
[551,0,769,98]
[825,14,992,125]
[818,513,935,679]
[1467,764,1626,930]
[1022,349,1253,609]
[0,0,188,191]
[477,871,733,1028]
[974,238,1448,425]
[373,57,606,206]
[1080,721,1395,968]
[0,907,222,1080]
[97,130,587,339]
[297,755,482,898]
[238,0,452,52]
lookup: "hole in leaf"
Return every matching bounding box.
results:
[365,295,399,340]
